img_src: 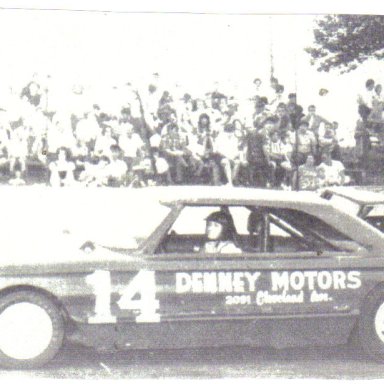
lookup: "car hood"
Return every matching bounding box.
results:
[0,227,141,268]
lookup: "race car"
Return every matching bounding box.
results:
[1,186,384,369]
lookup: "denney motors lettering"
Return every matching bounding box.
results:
[175,271,361,294]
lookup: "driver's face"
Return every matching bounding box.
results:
[206,221,223,240]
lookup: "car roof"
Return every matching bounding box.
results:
[152,186,328,207]
[321,187,384,205]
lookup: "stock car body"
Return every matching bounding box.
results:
[2,186,384,368]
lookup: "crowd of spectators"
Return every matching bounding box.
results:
[0,74,348,190]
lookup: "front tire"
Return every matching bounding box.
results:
[0,290,64,369]
[359,286,384,361]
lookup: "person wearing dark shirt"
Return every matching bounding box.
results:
[246,118,273,187]
[287,93,304,130]
[274,103,292,133]
[253,99,271,130]
[160,123,188,184]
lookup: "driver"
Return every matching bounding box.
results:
[201,211,242,254]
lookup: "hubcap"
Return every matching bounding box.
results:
[0,302,53,360]
[375,302,384,344]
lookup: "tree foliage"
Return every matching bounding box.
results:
[307,15,384,73]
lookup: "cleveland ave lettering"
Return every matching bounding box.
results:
[175,270,362,294]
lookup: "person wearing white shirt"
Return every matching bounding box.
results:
[47,113,77,157]
[191,99,210,129]
[357,79,375,121]
[215,123,242,185]
[118,124,144,170]
[93,126,117,159]
[75,113,100,144]
[8,125,29,174]
[316,152,346,187]
[371,84,384,123]
[104,145,128,187]
[49,147,76,187]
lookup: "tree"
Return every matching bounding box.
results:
[307,15,384,73]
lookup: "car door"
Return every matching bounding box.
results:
[147,205,368,321]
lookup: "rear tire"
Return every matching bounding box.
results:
[0,290,64,369]
[359,286,384,361]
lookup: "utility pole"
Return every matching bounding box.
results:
[293,38,300,191]
[269,16,274,81]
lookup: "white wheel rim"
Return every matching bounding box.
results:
[0,302,53,360]
[375,302,384,343]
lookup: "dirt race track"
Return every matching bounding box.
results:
[1,342,384,380]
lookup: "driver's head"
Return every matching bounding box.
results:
[205,211,233,241]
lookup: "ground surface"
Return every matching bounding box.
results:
[1,342,384,380]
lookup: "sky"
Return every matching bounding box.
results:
[0,10,383,145]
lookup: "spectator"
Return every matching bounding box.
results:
[252,78,263,101]
[9,169,26,186]
[160,123,188,184]
[269,84,285,112]
[264,130,288,188]
[46,113,76,158]
[8,124,29,175]
[104,145,128,187]
[291,120,316,166]
[329,121,343,161]
[21,81,43,108]
[75,110,100,149]
[233,119,248,167]
[120,106,145,140]
[354,118,370,165]
[152,148,171,185]
[216,123,242,186]
[246,119,271,187]
[118,123,145,171]
[49,147,76,187]
[149,125,162,150]
[316,152,346,187]
[178,95,195,134]
[79,156,110,187]
[216,96,232,131]
[191,99,209,128]
[287,93,304,130]
[319,122,338,158]
[357,79,375,122]
[371,84,384,123]
[194,113,221,185]
[280,132,293,189]
[157,91,176,124]
[302,105,329,137]
[94,126,117,158]
[253,99,271,130]
[297,155,318,191]
[274,103,292,133]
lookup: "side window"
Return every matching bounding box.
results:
[157,205,250,254]
[156,206,221,254]
[156,205,362,255]
[269,208,364,253]
[228,206,252,235]
[170,206,220,235]
[266,212,315,253]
